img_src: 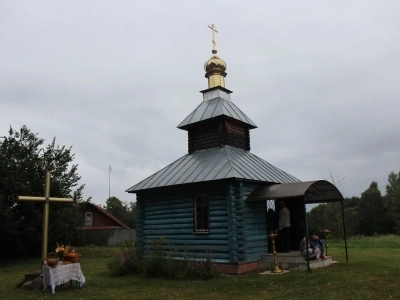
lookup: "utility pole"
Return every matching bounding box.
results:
[109,165,111,199]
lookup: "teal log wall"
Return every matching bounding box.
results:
[135,180,268,264]
[235,181,268,262]
[136,182,230,263]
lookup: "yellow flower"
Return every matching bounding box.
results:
[56,243,65,253]
[64,245,72,255]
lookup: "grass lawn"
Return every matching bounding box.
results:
[1,235,400,299]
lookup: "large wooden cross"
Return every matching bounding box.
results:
[208,24,218,53]
[16,168,73,262]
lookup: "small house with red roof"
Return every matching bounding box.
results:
[80,202,134,246]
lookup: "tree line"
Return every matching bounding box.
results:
[307,173,400,237]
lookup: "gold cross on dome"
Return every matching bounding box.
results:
[208,24,218,53]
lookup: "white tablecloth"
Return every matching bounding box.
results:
[42,263,86,294]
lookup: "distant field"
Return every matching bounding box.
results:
[1,235,400,299]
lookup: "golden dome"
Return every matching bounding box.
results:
[204,24,227,88]
[204,53,227,74]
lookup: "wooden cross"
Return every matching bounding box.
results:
[208,24,218,53]
[16,168,73,263]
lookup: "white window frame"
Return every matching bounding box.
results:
[85,212,93,226]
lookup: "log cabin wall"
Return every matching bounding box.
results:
[234,181,268,262]
[188,118,250,153]
[135,181,231,263]
[135,180,268,265]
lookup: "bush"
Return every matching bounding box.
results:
[142,238,183,278]
[184,251,218,280]
[107,238,218,280]
[107,239,141,276]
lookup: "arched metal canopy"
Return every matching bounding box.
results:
[246,179,348,267]
[247,180,344,204]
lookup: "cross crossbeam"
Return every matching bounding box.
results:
[18,196,74,202]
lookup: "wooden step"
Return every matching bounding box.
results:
[261,251,306,263]
[259,256,333,271]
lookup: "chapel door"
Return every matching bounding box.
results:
[275,198,304,251]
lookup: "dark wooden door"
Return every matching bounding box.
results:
[275,198,304,251]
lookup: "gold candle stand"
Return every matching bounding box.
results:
[323,229,331,256]
[267,231,283,274]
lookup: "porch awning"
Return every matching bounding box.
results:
[246,180,344,204]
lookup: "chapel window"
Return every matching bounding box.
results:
[194,194,209,232]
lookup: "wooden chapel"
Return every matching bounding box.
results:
[126,25,344,274]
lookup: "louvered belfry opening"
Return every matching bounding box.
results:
[178,86,257,154]
[187,118,251,154]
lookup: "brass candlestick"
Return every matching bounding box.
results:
[267,230,283,274]
[323,229,331,256]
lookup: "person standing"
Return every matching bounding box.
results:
[278,201,291,252]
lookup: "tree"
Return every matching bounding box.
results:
[322,173,346,237]
[324,203,343,238]
[0,125,87,257]
[344,196,360,209]
[307,197,362,238]
[127,201,137,228]
[342,196,360,236]
[307,204,328,235]
[307,172,400,237]
[105,196,136,228]
[385,171,400,233]
[105,196,126,220]
[358,181,385,235]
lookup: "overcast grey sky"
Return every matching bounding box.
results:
[1,0,399,206]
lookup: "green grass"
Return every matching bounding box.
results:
[1,235,400,299]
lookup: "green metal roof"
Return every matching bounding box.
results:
[177,97,257,129]
[126,146,299,193]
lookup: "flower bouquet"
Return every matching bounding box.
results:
[63,244,81,263]
[55,243,65,261]
[56,243,81,263]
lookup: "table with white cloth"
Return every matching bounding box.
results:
[42,263,86,294]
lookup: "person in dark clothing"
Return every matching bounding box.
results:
[311,234,326,260]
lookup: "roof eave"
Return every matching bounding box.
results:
[127,175,288,194]
[177,115,258,131]
[199,86,233,94]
